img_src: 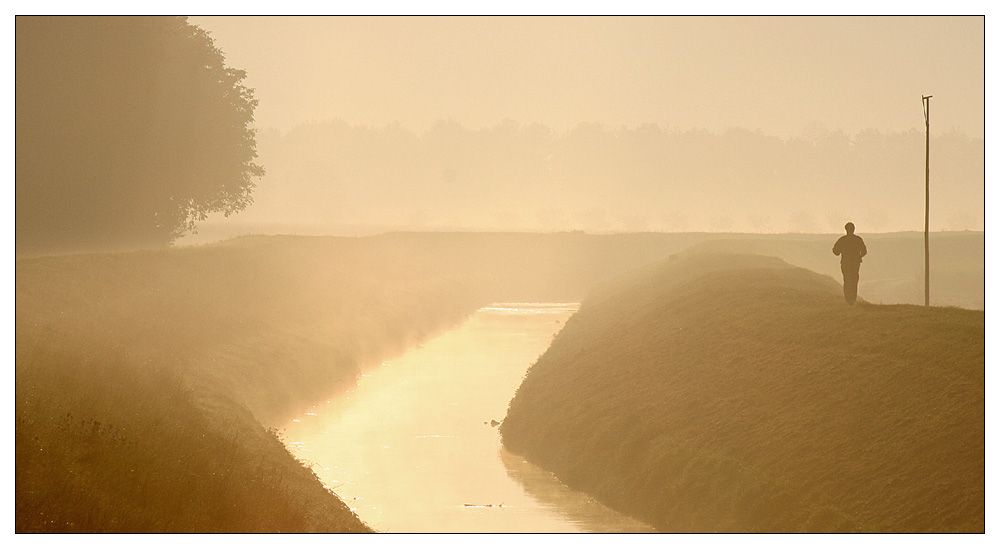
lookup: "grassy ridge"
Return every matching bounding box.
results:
[16,339,368,532]
[16,232,983,531]
[16,236,486,532]
[501,253,984,532]
[685,231,984,309]
[15,231,713,532]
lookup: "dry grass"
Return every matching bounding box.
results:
[15,336,368,532]
[14,231,704,532]
[15,236,486,532]
[502,253,984,532]
[16,232,983,532]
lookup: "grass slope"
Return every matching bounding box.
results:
[14,231,712,532]
[16,232,982,532]
[16,236,485,532]
[501,253,984,532]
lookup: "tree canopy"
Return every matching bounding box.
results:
[16,16,263,254]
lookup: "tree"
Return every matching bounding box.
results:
[16,16,263,254]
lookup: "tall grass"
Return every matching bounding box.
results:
[16,333,367,532]
[17,231,695,532]
[16,232,983,532]
[15,236,487,532]
[502,253,984,532]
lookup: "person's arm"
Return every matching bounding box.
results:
[860,238,867,258]
[833,237,842,255]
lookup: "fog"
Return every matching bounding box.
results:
[15,15,985,534]
[178,16,983,238]
[188,16,984,139]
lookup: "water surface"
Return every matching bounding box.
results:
[282,303,655,533]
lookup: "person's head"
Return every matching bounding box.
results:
[845,222,855,235]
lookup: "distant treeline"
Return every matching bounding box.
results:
[245,120,983,234]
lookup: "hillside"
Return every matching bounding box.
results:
[15,237,481,532]
[16,232,983,531]
[501,253,984,532]
[14,231,717,532]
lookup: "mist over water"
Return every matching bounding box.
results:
[15,15,984,534]
[282,304,654,533]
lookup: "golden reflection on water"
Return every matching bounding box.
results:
[282,304,654,533]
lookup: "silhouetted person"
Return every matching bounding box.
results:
[833,222,867,304]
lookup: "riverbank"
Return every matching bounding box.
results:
[16,237,485,532]
[279,304,653,532]
[501,252,984,532]
[15,232,709,532]
[16,231,984,531]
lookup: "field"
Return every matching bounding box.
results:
[14,232,707,532]
[15,231,983,532]
[15,236,481,532]
[501,252,985,532]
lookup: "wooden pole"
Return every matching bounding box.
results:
[923,95,932,307]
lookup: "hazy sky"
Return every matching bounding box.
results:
[189,16,984,138]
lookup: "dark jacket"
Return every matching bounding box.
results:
[833,234,867,266]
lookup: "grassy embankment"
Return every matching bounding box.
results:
[16,231,717,532]
[16,231,982,532]
[16,236,487,532]
[501,252,984,532]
